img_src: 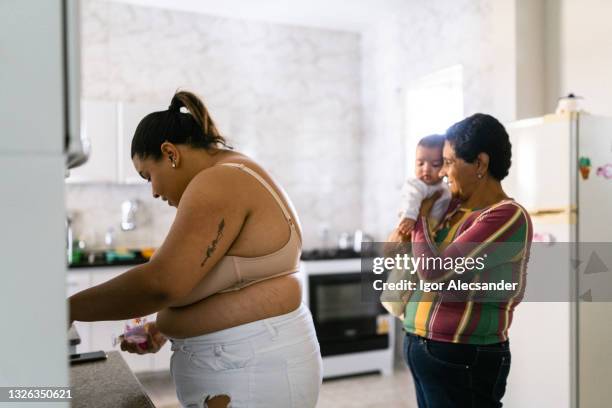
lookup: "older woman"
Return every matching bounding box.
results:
[400,113,532,407]
[69,90,322,408]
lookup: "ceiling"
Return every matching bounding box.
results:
[104,0,404,32]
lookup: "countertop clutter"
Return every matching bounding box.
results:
[69,247,372,268]
[70,351,156,408]
[69,248,153,268]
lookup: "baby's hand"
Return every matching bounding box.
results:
[384,228,410,258]
[397,218,416,236]
[120,322,167,355]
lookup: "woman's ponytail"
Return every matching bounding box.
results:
[132,89,231,160]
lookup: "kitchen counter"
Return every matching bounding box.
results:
[69,258,148,269]
[68,247,369,269]
[68,324,81,354]
[70,351,156,408]
[68,249,151,269]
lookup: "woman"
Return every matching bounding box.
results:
[69,91,322,408]
[397,113,532,407]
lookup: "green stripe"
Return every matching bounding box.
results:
[466,304,498,344]
[435,226,450,244]
[403,290,423,332]
[506,222,527,242]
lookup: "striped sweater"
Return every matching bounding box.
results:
[403,199,533,344]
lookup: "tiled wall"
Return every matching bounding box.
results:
[67,0,362,249]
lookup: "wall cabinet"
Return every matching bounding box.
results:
[118,102,166,184]
[66,101,118,183]
[66,100,165,184]
[68,267,170,373]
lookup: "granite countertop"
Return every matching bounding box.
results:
[70,351,156,408]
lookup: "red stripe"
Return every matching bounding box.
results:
[429,302,466,340]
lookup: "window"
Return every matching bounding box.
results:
[404,65,464,175]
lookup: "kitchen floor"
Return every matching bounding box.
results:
[138,366,417,407]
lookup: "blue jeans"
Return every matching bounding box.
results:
[403,332,511,408]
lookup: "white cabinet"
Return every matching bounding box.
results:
[66,100,165,184]
[119,102,166,184]
[67,271,92,356]
[66,100,118,183]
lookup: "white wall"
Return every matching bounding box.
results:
[74,0,612,246]
[360,0,517,240]
[555,0,612,116]
[359,0,612,238]
[516,0,546,118]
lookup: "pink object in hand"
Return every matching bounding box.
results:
[112,317,149,348]
[123,325,147,345]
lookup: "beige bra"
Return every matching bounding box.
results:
[169,163,302,307]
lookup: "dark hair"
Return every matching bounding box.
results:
[131,90,232,160]
[417,134,445,150]
[445,113,512,181]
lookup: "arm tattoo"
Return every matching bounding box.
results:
[200,219,225,267]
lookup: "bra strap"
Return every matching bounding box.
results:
[219,163,294,224]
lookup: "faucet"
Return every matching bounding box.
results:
[121,199,140,231]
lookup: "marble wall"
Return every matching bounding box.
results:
[69,0,521,249]
[68,0,362,249]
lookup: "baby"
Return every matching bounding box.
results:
[396,134,451,237]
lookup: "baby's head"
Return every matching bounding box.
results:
[415,134,445,185]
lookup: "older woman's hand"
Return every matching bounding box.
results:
[120,321,167,355]
[419,191,442,219]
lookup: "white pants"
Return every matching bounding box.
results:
[169,303,322,408]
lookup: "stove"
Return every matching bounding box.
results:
[300,248,361,261]
[298,251,394,379]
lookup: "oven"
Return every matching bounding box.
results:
[299,257,394,378]
[309,272,389,356]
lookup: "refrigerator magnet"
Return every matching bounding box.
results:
[596,163,612,179]
[578,156,591,180]
[533,232,556,244]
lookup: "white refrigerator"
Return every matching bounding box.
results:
[502,113,612,408]
[0,0,85,405]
